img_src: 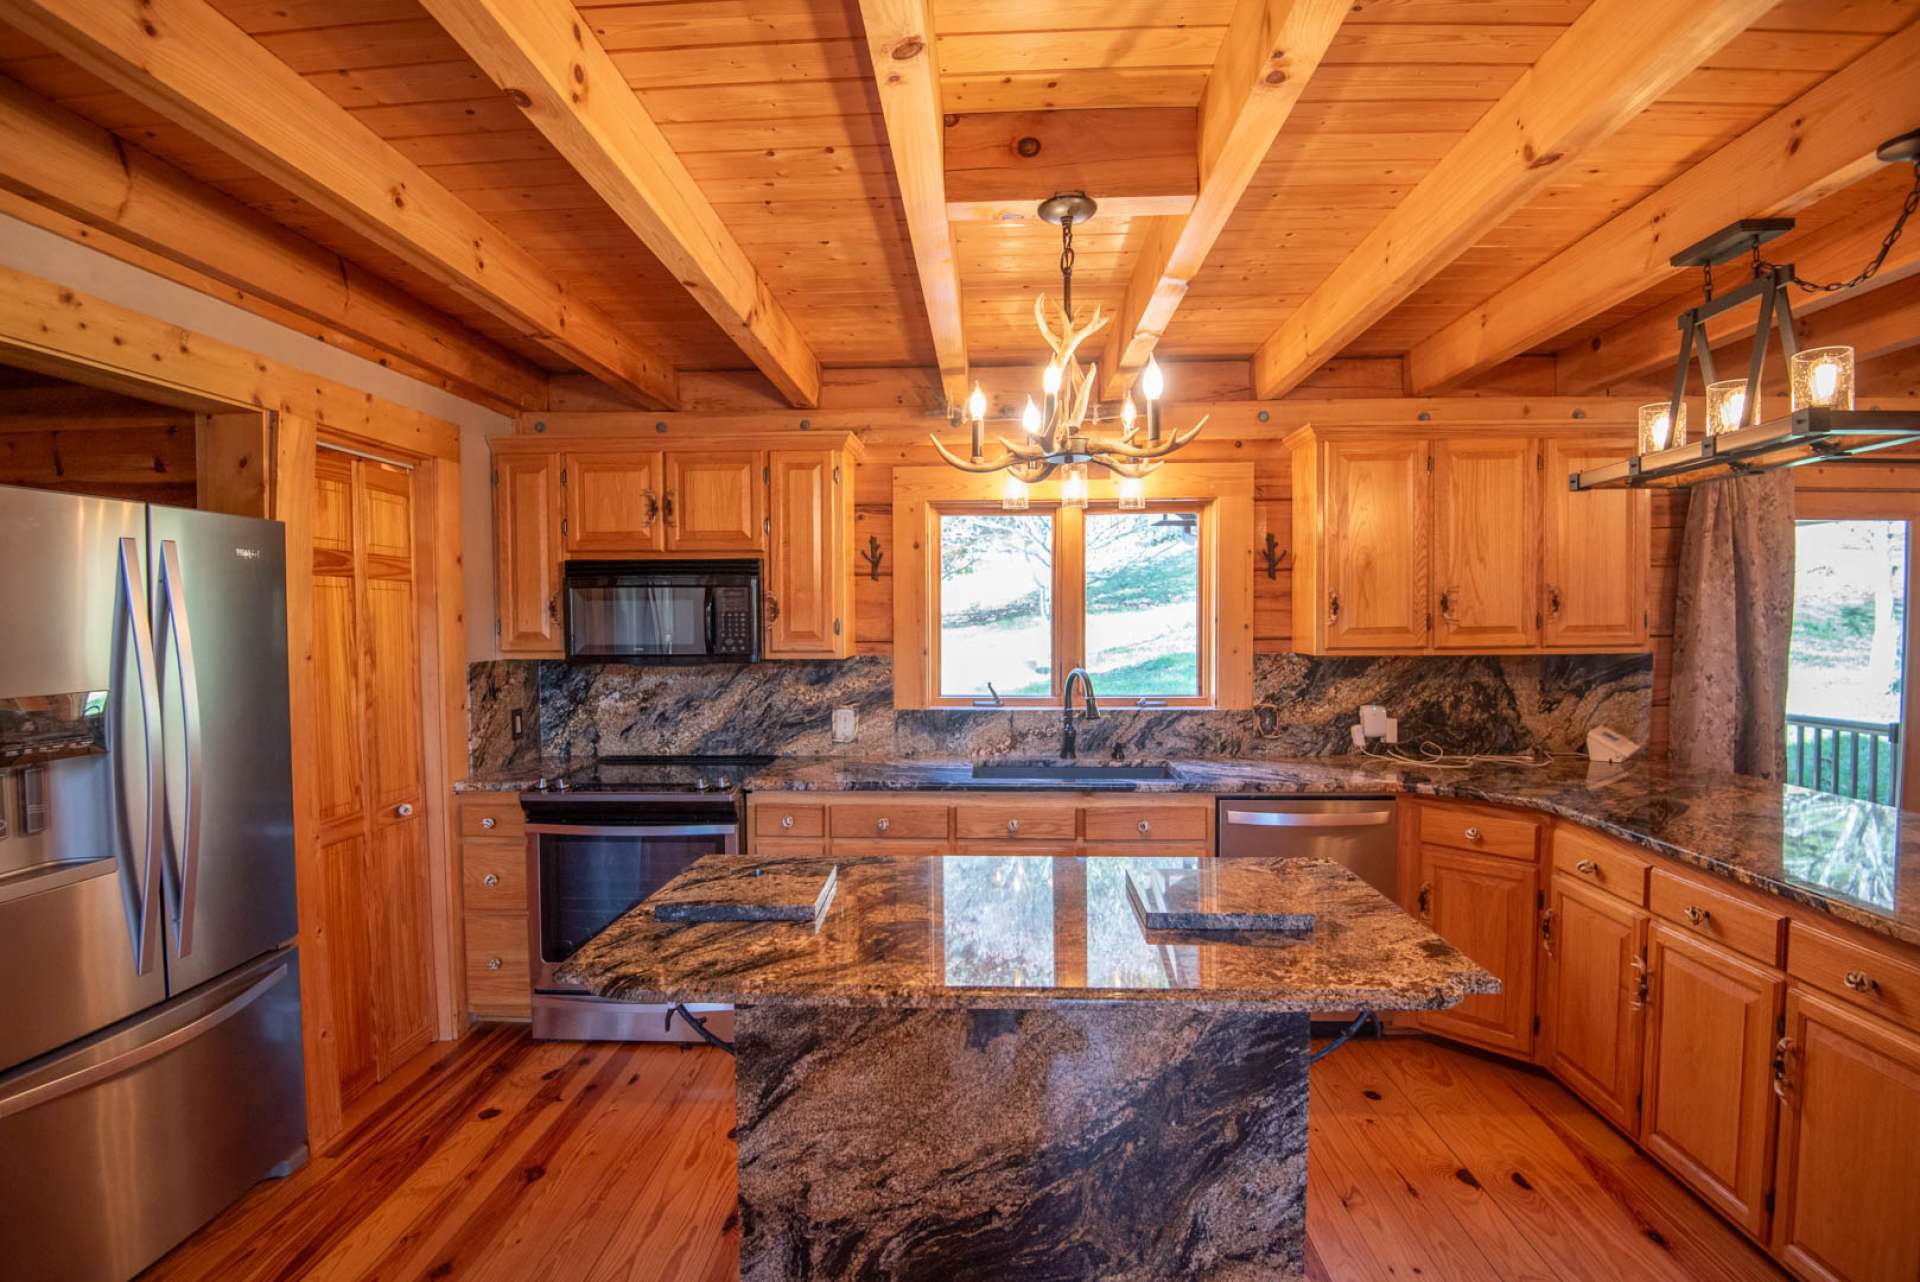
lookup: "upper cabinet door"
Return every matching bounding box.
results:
[493,451,562,656]
[1431,437,1538,650]
[1542,439,1649,651]
[665,451,766,552]
[565,450,664,553]
[765,449,850,658]
[1324,437,1429,651]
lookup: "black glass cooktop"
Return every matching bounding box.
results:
[526,754,776,795]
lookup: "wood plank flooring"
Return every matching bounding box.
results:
[142,1025,1787,1282]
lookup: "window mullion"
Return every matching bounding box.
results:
[1057,503,1087,684]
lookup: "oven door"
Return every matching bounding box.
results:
[526,822,738,993]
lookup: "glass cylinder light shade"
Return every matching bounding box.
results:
[1059,464,1089,511]
[1001,473,1030,511]
[1791,345,1855,411]
[1117,476,1146,511]
[1637,402,1687,454]
[1706,379,1755,437]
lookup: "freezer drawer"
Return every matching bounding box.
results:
[0,947,306,1282]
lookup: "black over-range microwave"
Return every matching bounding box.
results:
[562,559,760,662]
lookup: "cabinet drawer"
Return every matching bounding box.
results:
[956,802,1078,841]
[460,795,524,838]
[461,838,527,909]
[754,802,825,839]
[1083,803,1207,845]
[1415,803,1539,861]
[1551,825,1648,906]
[1649,869,1784,967]
[1788,921,1920,1033]
[464,912,529,1015]
[830,802,949,842]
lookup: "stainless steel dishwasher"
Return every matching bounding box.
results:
[1215,796,1399,899]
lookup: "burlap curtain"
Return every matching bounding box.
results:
[1668,471,1796,780]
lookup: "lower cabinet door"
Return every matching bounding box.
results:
[1772,988,1920,1282]
[1543,879,1646,1133]
[1414,845,1537,1058]
[1640,922,1781,1239]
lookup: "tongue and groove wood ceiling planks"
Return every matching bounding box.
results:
[0,0,1911,404]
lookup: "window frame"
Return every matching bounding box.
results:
[893,463,1254,710]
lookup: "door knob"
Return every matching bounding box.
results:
[482,873,499,887]
[481,816,496,830]
[397,802,415,818]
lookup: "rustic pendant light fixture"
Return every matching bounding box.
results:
[1574,128,1920,491]
[933,193,1205,501]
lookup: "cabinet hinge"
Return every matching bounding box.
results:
[1532,1014,1541,1035]
[1636,1091,1643,1113]
[1765,1190,1775,1214]
[1537,452,1544,471]
[493,617,501,641]
[833,466,842,485]
[834,617,843,636]
[1535,611,1543,629]
[1425,611,1433,631]
[559,466,567,486]
[560,517,568,536]
[1777,1013,1787,1037]
[764,516,772,536]
[1536,890,1546,910]
[1426,453,1433,473]
[763,465,771,484]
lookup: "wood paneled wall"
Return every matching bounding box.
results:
[0,377,199,504]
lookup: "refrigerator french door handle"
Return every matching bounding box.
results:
[114,536,163,977]
[156,538,205,956]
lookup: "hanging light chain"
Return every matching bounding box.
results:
[1060,214,1076,324]
[1759,162,1920,293]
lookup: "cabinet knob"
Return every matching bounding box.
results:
[1575,858,1599,876]
[397,802,415,818]
[781,814,795,830]
[766,593,782,623]
[643,488,660,527]
[1008,819,1020,834]
[1438,589,1456,622]
[1328,591,1341,624]
[1843,969,1877,993]
[1683,905,1711,928]
[1629,954,1649,1010]
[663,491,677,527]
[482,872,499,887]
[481,816,496,830]
[1773,1035,1794,1100]
[1417,882,1432,919]
[1137,820,1151,835]
[1464,826,1482,842]
[1547,585,1563,617]
[876,817,890,833]
[486,957,503,971]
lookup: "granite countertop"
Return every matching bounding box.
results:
[460,753,1919,948]
[557,853,1500,1013]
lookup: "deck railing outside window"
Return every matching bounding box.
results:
[1785,713,1900,806]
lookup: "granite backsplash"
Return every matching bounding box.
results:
[467,653,1652,777]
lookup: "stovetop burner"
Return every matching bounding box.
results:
[525,753,777,795]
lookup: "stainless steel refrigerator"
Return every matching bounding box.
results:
[0,485,306,1282]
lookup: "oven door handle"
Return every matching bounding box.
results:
[526,823,740,837]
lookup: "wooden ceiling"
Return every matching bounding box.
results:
[0,0,1914,411]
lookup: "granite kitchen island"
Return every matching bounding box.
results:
[561,853,1495,1281]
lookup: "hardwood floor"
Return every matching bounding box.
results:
[142,1026,1787,1282]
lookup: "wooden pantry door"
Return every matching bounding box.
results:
[311,450,435,1107]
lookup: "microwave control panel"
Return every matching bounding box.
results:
[713,586,756,655]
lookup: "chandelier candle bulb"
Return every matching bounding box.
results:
[1638,402,1687,453]
[1001,473,1030,511]
[967,383,987,460]
[1143,357,1165,443]
[1121,396,1137,434]
[1791,346,1855,411]
[1061,464,1089,510]
[1117,476,1146,511]
[1706,379,1754,437]
[1021,397,1041,436]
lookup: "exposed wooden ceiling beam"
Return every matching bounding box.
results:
[1250,0,1774,401]
[0,0,679,409]
[1556,199,1920,394]
[419,0,822,410]
[943,109,1198,223]
[858,0,969,408]
[1100,0,1349,402]
[0,74,548,415]
[1407,19,1920,396]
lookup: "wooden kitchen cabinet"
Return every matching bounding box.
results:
[1541,438,1648,650]
[564,449,664,553]
[765,447,853,658]
[1772,988,1920,1282]
[493,450,563,656]
[665,450,765,552]
[1292,432,1429,652]
[1543,877,1646,1133]
[1641,921,1782,1240]
[1414,843,1537,1058]
[1431,436,1537,650]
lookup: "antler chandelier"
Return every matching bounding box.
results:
[933,193,1205,507]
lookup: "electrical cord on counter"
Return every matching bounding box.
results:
[1359,740,1559,771]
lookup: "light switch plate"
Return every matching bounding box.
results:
[832,706,857,743]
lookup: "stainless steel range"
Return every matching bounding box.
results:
[523,754,766,1041]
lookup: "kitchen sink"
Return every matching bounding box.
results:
[969,762,1177,782]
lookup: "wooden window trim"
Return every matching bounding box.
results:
[893,463,1254,710]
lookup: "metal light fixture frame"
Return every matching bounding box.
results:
[932,192,1206,485]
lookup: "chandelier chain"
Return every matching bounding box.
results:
[1060,215,1076,323]
[1758,162,1920,293]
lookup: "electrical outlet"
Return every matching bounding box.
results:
[832,706,857,744]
